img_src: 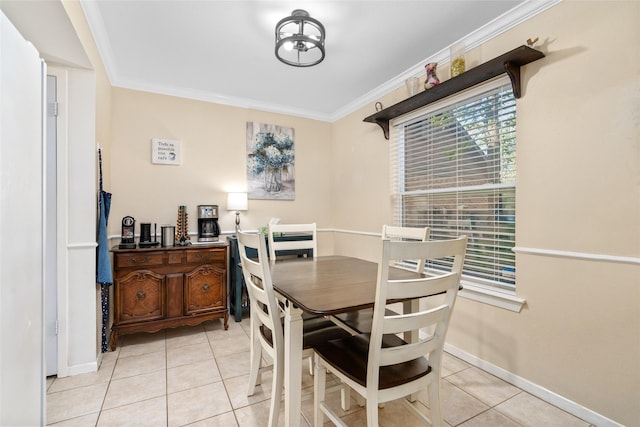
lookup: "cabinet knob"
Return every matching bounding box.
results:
[197,253,215,259]
[201,283,210,293]
[130,257,151,264]
[136,290,146,300]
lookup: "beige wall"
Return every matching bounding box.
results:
[62,0,112,186]
[109,89,335,252]
[105,1,639,425]
[331,2,640,426]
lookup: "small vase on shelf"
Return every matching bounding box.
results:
[405,77,420,97]
[424,63,440,90]
[450,41,466,77]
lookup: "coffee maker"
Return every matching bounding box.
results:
[197,205,220,242]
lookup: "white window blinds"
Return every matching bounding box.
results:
[390,80,517,291]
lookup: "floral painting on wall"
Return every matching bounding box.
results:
[246,122,295,200]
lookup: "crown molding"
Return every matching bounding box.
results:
[79,0,118,82]
[111,78,334,122]
[82,0,561,123]
[330,0,562,122]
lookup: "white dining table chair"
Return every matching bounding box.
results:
[313,236,468,427]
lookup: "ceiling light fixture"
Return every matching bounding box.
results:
[275,9,325,67]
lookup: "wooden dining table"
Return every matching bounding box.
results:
[270,255,421,427]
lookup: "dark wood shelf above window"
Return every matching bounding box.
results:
[364,45,545,140]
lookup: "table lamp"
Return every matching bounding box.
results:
[227,192,248,234]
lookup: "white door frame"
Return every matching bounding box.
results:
[47,66,70,378]
[47,65,99,378]
[44,73,58,376]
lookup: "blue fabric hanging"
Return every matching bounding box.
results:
[96,189,112,284]
[96,148,113,352]
[100,283,110,352]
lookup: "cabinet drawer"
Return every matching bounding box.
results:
[115,252,164,269]
[167,252,184,265]
[186,249,225,265]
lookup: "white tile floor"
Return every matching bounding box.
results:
[46,316,593,426]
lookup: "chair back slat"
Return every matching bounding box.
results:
[381,304,448,336]
[386,238,463,262]
[382,225,429,273]
[238,231,283,352]
[272,239,315,251]
[379,334,440,366]
[385,273,458,300]
[254,301,273,328]
[382,225,430,242]
[268,223,317,261]
[366,236,467,390]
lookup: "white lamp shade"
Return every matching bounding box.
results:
[227,192,248,211]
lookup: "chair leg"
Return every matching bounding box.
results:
[268,350,284,427]
[314,354,327,427]
[308,355,314,376]
[340,384,351,411]
[366,400,379,427]
[427,380,442,427]
[247,336,263,395]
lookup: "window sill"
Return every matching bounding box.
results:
[458,281,526,312]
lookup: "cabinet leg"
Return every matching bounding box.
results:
[109,329,118,351]
[224,311,229,330]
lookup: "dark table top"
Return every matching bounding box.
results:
[270,255,420,316]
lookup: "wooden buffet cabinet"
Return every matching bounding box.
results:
[109,244,228,349]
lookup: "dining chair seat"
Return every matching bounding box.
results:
[313,333,432,390]
[301,313,346,333]
[332,308,398,335]
[259,321,351,351]
[256,310,352,347]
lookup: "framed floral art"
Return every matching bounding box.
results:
[246,122,295,200]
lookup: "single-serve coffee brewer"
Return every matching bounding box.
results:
[197,205,220,242]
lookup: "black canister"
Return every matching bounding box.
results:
[139,223,152,243]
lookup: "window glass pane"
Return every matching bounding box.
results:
[392,82,516,291]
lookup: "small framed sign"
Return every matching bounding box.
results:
[151,138,181,165]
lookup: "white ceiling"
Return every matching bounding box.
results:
[4,1,551,122]
[82,0,539,121]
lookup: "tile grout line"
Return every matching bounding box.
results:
[94,340,119,426]
[165,333,169,427]
[210,328,242,426]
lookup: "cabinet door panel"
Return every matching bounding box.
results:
[184,265,226,315]
[116,270,166,324]
[166,273,184,318]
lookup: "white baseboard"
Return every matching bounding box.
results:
[444,343,624,427]
[62,361,98,378]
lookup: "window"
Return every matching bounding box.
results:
[390,79,517,292]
